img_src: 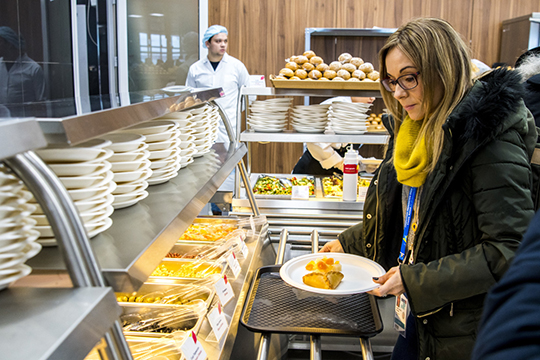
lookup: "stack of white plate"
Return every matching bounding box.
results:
[247,98,292,132]
[121,120,181,185]
[33,145,116,245]
[328,102,371,134]
[0,166,40,290]
[102,133,152,209]
[291,104,330,133]
[189,104,219,158]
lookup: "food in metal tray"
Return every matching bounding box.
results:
[302,256,344,290]
[253,175,315,195]
[116,286,211,305]
[179,223,237,242]
[322,175,370,197]
[151,262,221,278]
[121,307,200,334]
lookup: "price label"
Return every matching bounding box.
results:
[240,240,249,258]
[214,274,234,306]
[291,185,310,200]
[227,251,242,278]
[207,302,228,341]
[180,331,207,360]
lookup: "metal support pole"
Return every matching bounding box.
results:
[310,335,322,360]
[238,158,260,216]
[4,151,133,360]
[256,229,288,360]
[360,338,374,360]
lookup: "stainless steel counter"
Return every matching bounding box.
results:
[0,287,121,359]
[27,143,248,292]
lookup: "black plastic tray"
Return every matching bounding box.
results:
[240,265,383,337]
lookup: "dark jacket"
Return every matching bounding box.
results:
[471,209,540,360]
[338,68,537,360]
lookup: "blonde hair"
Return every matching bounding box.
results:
[379,18,473,174]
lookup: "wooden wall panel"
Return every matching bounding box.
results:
[209,0,540,174]
[471,0,540,66]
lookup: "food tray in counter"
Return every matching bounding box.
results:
[147,258,226,284]
[85,335,187,360]
[270,75,381,90]
[252,174,316,199]
[176,217,241,245]
[116,281,215,309]
[121,299,207,338]
[322,175,371,199]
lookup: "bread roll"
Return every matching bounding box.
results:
[319,77,330,81]
[295,69,308,79]
[290,76,301,80]
[295,55,309,65]
[310,56,324,66]
[308,69,322,80]
[323,70,337,79]
[289,56,298,63]
[316,63,329,72]
[303,50,316,59]
[368,70,380,81]
[348,77,360,82]
[279,68,295,78]
[342,63,357,73]
[302,62,315,72]
[275,75,287,80]
[350,57,364,67]
[359,62,374,74]
[285,62,298,71]
[352,70,366,80]
[338,52,352,63]
[329,61,341,72]
[333,76,345,81]
[337,69,351,80]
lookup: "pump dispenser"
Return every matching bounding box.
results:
[342,145,358,201]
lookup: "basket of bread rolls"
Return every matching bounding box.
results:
[366,112,388,133]
[271,51,380,90]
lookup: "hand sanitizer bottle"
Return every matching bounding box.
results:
[342,145,358,201]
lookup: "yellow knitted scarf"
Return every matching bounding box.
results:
[394,116,429,187]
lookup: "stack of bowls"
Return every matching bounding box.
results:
[328,102,371,134]
[121,120,181,185]
[102,133,152,209]
[0,165,40,290]
[291,104,330,133]
[33,143,116,245]
[247,98,292,132]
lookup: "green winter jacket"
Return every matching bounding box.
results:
[338,68,537,360]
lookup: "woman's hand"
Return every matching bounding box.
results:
[368,266,405,297]
[319,239,344,253]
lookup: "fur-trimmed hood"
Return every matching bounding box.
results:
[447,67,528,143]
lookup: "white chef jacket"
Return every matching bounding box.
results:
[0,54,46,106]
[186,52,250,143]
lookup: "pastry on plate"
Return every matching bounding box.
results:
[302,256,344,290]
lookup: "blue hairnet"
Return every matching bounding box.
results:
[0,26,25,50]
[202,25,228,49]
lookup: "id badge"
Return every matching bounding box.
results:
[394,293,410,337]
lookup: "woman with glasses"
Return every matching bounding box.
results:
[321,17,537,360]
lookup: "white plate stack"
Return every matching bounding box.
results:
[328,102,371,134]
[0,166,40,290]
[247,98,292,132]
[291,104,330,133]
[32,144,116,246]
[102,133,152,209]
[189,104,219,158]
[121,120,181,185]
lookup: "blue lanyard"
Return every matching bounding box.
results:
[399,187,417,263]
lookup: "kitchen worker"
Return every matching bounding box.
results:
[0,26,46,117]
[186,25,250,144]
[321,17,536,360]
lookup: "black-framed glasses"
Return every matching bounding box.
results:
[381,72,421,92]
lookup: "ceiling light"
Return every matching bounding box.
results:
[149,13,164,17]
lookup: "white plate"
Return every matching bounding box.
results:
[112,191,149,209]
[109,148,149,163]
[110,154,150,172]
[112,161,151,183]
[123,120,179,135]
[147,171,179,185]
[75,193,114,213]
[332,130,367,135]
[102,133,146,152]
[161,85,192,94]
[148,146,180,161]
[144,129,181,143]
[279,252,386,295]
[146,138,178,152]
[293,127,325,133]
[37,148,109,163]
[49,161,111,177]
[0,241,41,270]
[0,264,32,290]
[75,138,112,149]
[179,158,195,168]
[80,205,114,224]
[249,126,285,133]
[0,230,39,254]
